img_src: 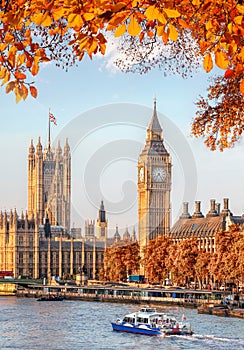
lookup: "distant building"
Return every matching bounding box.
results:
[170,198,244,251]
[70,227,82,239]
[96,200,108,242]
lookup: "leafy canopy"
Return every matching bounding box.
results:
[0,0,243,149]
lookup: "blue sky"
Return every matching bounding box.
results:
[0,49,243,236]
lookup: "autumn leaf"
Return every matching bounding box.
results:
[237,4,244,14]
[112,3,127,12]
[15,92,22,103]
[107,11,130,29]
[164,8,181,18]
[203,53,213,73]
[0,67,7,79]
[31,57,39,76]
[30,86,37,98]
[128,15,141,36]
[157,25,165,36]
[52,7,66,21]
[215,50,229,70]
[224,69,234,78]
[14,71,26,80]
[8,46,17,67]
[168,23,178,41]
[83,13,95,21]
[14,42,25,50]
[4,32,14,44]
[1,71,10,86]
[145,5,160,20]
[22,84,28,100]
[114,23,126,37]
[234,16,243,25]
[162,32,168,44]
[87,38,98,56]
[178,18,190,29]
[240,79,244,97]
[31,13,47,26]
[79,37,89,51]
[41,13,52,27]
[67,14,83,28]
[6,81,15,94]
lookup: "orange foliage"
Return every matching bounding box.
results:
[103,242,140,282]
[192,75,244,151]
[0,1,243,149]
[211,225,244,283]
[0,0,242,109]
[144,235,170,283]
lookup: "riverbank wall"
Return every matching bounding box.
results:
[1,282,243,318]
[14,284,244,318]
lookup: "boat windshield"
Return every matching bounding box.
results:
[140,308,156,313]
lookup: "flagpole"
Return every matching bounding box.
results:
[48,107,51,146]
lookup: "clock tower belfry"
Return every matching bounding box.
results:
[138,99,171,270]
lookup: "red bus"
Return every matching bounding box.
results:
[0,271,14,278]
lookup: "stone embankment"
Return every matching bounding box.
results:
[13,284,244,319]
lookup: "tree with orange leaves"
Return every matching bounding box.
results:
[143,235,170,284]
[210,224,244,286]
[103,242,140,282]
[0,1,243,149]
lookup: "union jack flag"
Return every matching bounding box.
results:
[49,112,57,125]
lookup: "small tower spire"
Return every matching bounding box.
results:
[29,139,35,155]
[64,138,70,154]
[147,98,162,141]
[98,200,106,222]
[36,136,42,155]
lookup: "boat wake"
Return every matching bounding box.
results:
[194,334,243,343]
[170,333,243,345]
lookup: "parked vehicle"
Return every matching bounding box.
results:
[127,275,145,283]
[0,271,14,278]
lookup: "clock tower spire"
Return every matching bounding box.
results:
[147,97,162,141]
[138,99,172,274]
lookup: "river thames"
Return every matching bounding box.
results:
[0,297,243,349]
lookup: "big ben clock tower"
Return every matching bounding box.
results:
[138,99,171,272]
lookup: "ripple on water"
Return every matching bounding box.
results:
[0,298,243,350]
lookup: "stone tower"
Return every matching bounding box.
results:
[96,200,108,241]
[28,136,71,232]
[138,99,172,271]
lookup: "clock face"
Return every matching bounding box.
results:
[152,167,166,182]
[139,167,144,182]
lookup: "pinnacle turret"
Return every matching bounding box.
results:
[29,139,35,154]
[146,98,163,143]
[36,136,42,155]
[64,138,70,154]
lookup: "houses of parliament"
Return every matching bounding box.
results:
[0,120,136,280]
[1,101,244,280]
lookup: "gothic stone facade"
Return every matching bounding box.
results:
[0,210,105,279]
[28,137,71,232]
[138,100,171,251]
